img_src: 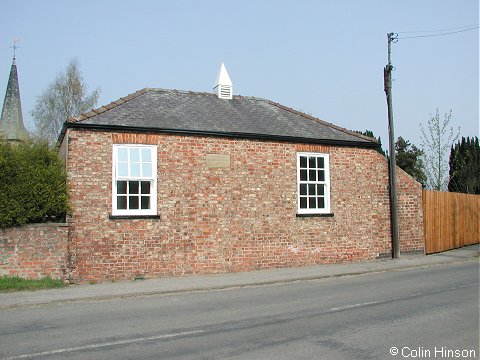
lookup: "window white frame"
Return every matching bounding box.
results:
[297,152,331,214]
[112,144,157,216]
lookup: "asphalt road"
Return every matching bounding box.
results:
[0,261,478,360]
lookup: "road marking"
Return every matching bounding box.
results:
[329,301,379,312]
[2,330,204,360]
[328,283,476,313]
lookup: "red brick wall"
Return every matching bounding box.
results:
[397,168,425,254]
[65,130,424,283]
[0,223,69,280]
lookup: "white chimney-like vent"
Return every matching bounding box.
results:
[213,62,233,99]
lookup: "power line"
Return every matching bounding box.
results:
[397,26,478,40]
[397,24,479,34]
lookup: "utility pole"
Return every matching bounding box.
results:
[384,32,400,259]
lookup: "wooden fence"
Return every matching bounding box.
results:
[423,190,480,254]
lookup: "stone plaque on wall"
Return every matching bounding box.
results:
[206,154,230,168]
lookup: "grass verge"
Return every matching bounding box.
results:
[0,276,66,292]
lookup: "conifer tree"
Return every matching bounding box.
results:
[448,136,480,194]
[395,136,427,186]
[355,130,386,156]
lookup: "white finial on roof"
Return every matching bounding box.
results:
[213,62,233,99]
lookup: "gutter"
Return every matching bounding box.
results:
[58,122,379,149]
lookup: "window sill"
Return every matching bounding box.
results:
[109,214,160,220]
[296,213,334,218]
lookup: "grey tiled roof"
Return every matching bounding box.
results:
[66,88,376,146]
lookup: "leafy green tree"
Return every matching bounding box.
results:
[395,136,427,185]
[448,137,480,194]
[0,140,69,227]
[420,109,459,191]
[31,58,99,145]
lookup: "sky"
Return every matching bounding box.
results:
[1,0,478,151]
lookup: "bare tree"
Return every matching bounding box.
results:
[420,109,459,191]
[31,59,99,145]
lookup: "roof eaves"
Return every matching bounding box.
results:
[63,122,380,149]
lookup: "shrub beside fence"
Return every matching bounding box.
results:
[423,190,480,254]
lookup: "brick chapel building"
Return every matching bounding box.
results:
[58,63,424,283]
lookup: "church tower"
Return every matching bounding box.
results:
[0,54,29,141]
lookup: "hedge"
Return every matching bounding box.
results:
[0,140,69,228]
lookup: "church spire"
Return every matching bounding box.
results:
[0,51,29,141]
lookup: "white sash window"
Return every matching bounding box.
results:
[297,153,331,214]
[112,145,157,216]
